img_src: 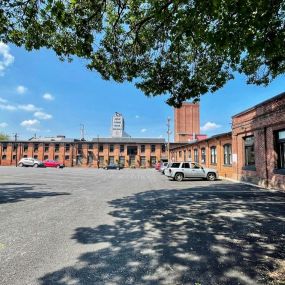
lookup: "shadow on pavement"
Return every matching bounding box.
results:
[0,182,70,204]
[39,183,285,285]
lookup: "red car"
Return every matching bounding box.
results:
[43,160,64,168]
[155,162,161,170]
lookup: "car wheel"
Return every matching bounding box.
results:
[18,162,23,167]
[207,172,216,181]
[174,173,184,182]
[33,163,38,168]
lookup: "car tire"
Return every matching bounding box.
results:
[33,163,38,168]
[174,173,184,182]
[18,162,23,167]
[207,172,216,181]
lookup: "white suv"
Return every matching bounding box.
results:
[165,162,218,181]
[18,157,44,168]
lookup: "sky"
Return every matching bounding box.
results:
[0,43,284,141]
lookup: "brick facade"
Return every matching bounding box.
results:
[232,92,285,190]
[170,132,233,179]
[0,140,166,169]
[174,103,200,142]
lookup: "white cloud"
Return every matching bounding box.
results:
[0,122,8,128]
[43,93,54,101]
[0,103,17,111]
[20,119,40,127]
[135,115,140,119]
[16,85,28,95]
[18,104,41,112]
[34,111,52,120]
[141,128,147,133]
[0,42,14,76]
[0,97,7,103]
[201,122,221,132]
[26,127,40,132]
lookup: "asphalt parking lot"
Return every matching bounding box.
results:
[0,167,285,285]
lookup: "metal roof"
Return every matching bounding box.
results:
[92,137,166,143]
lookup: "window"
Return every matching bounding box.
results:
[119,156,125,166]
[244,136,255,166]
[140,156,146,166]
[183,150,186,160]
[194,149,199,163]
[201,148,206,164]
[188,149,191,160]
[99,144,104,152]
[141,145,145,153]
[170,162,180,168]
[151,144,155,153]
[2,143,7,152]
[89,143,94,149]
[109,156,114,164]
[182,162,190,168]
[224,144,232,165]
[191,163,200,169]
[45,143,49,152]
[12,154,16,160]
[34,144,39,153]
[109,144,114,153]
[179,151,182,158]
[55,144,60,152]
[34,155,38,159]
[161,144,166,153]
[44,155,48,160]
[276,129,285,169]
[13,144,17,152]
[120,145,124,153]
[65,144,70,152]
[24,155,27,158]
[55,155,59,161]
[24,144,29,152]
[210,146,217,164]
[65,155,70,160]
[99,156,104,166]
[150,156,156,166]
[2,154,6,160]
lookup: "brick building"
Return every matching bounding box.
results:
[170,132,233,179]
[174,102,205,142]
[170,92,285,190]
[232,92,285,190]
[0,137,167,168]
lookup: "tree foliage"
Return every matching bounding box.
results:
[1,0,285,106]
[0,133,9,141]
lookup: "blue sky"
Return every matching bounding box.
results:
[0,43,284,141]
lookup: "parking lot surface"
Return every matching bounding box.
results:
[0,167,285,285]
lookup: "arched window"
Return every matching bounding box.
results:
[223,144,232,165]
[201,148,206,164]
[210,146,217,164]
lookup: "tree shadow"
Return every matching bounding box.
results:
[0,182,70,204]
[39,183,285,285]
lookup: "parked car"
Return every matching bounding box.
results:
[43,160,64,168]
[165,161,218,181]
[104,163,123,170]
[18,157,44,168]
[160,162,169,174]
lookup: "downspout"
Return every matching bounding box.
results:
[264,127,269,188]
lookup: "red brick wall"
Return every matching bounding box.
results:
[232,93,285,190]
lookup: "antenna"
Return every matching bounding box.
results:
[80,124,85,140]
[167,117,172,162]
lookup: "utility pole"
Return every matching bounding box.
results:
[80,124,85,140]
[97,134,99,169]
[13,133,18,167]
[167,117,172,162]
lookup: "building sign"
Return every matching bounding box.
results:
[112,112,124,137]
